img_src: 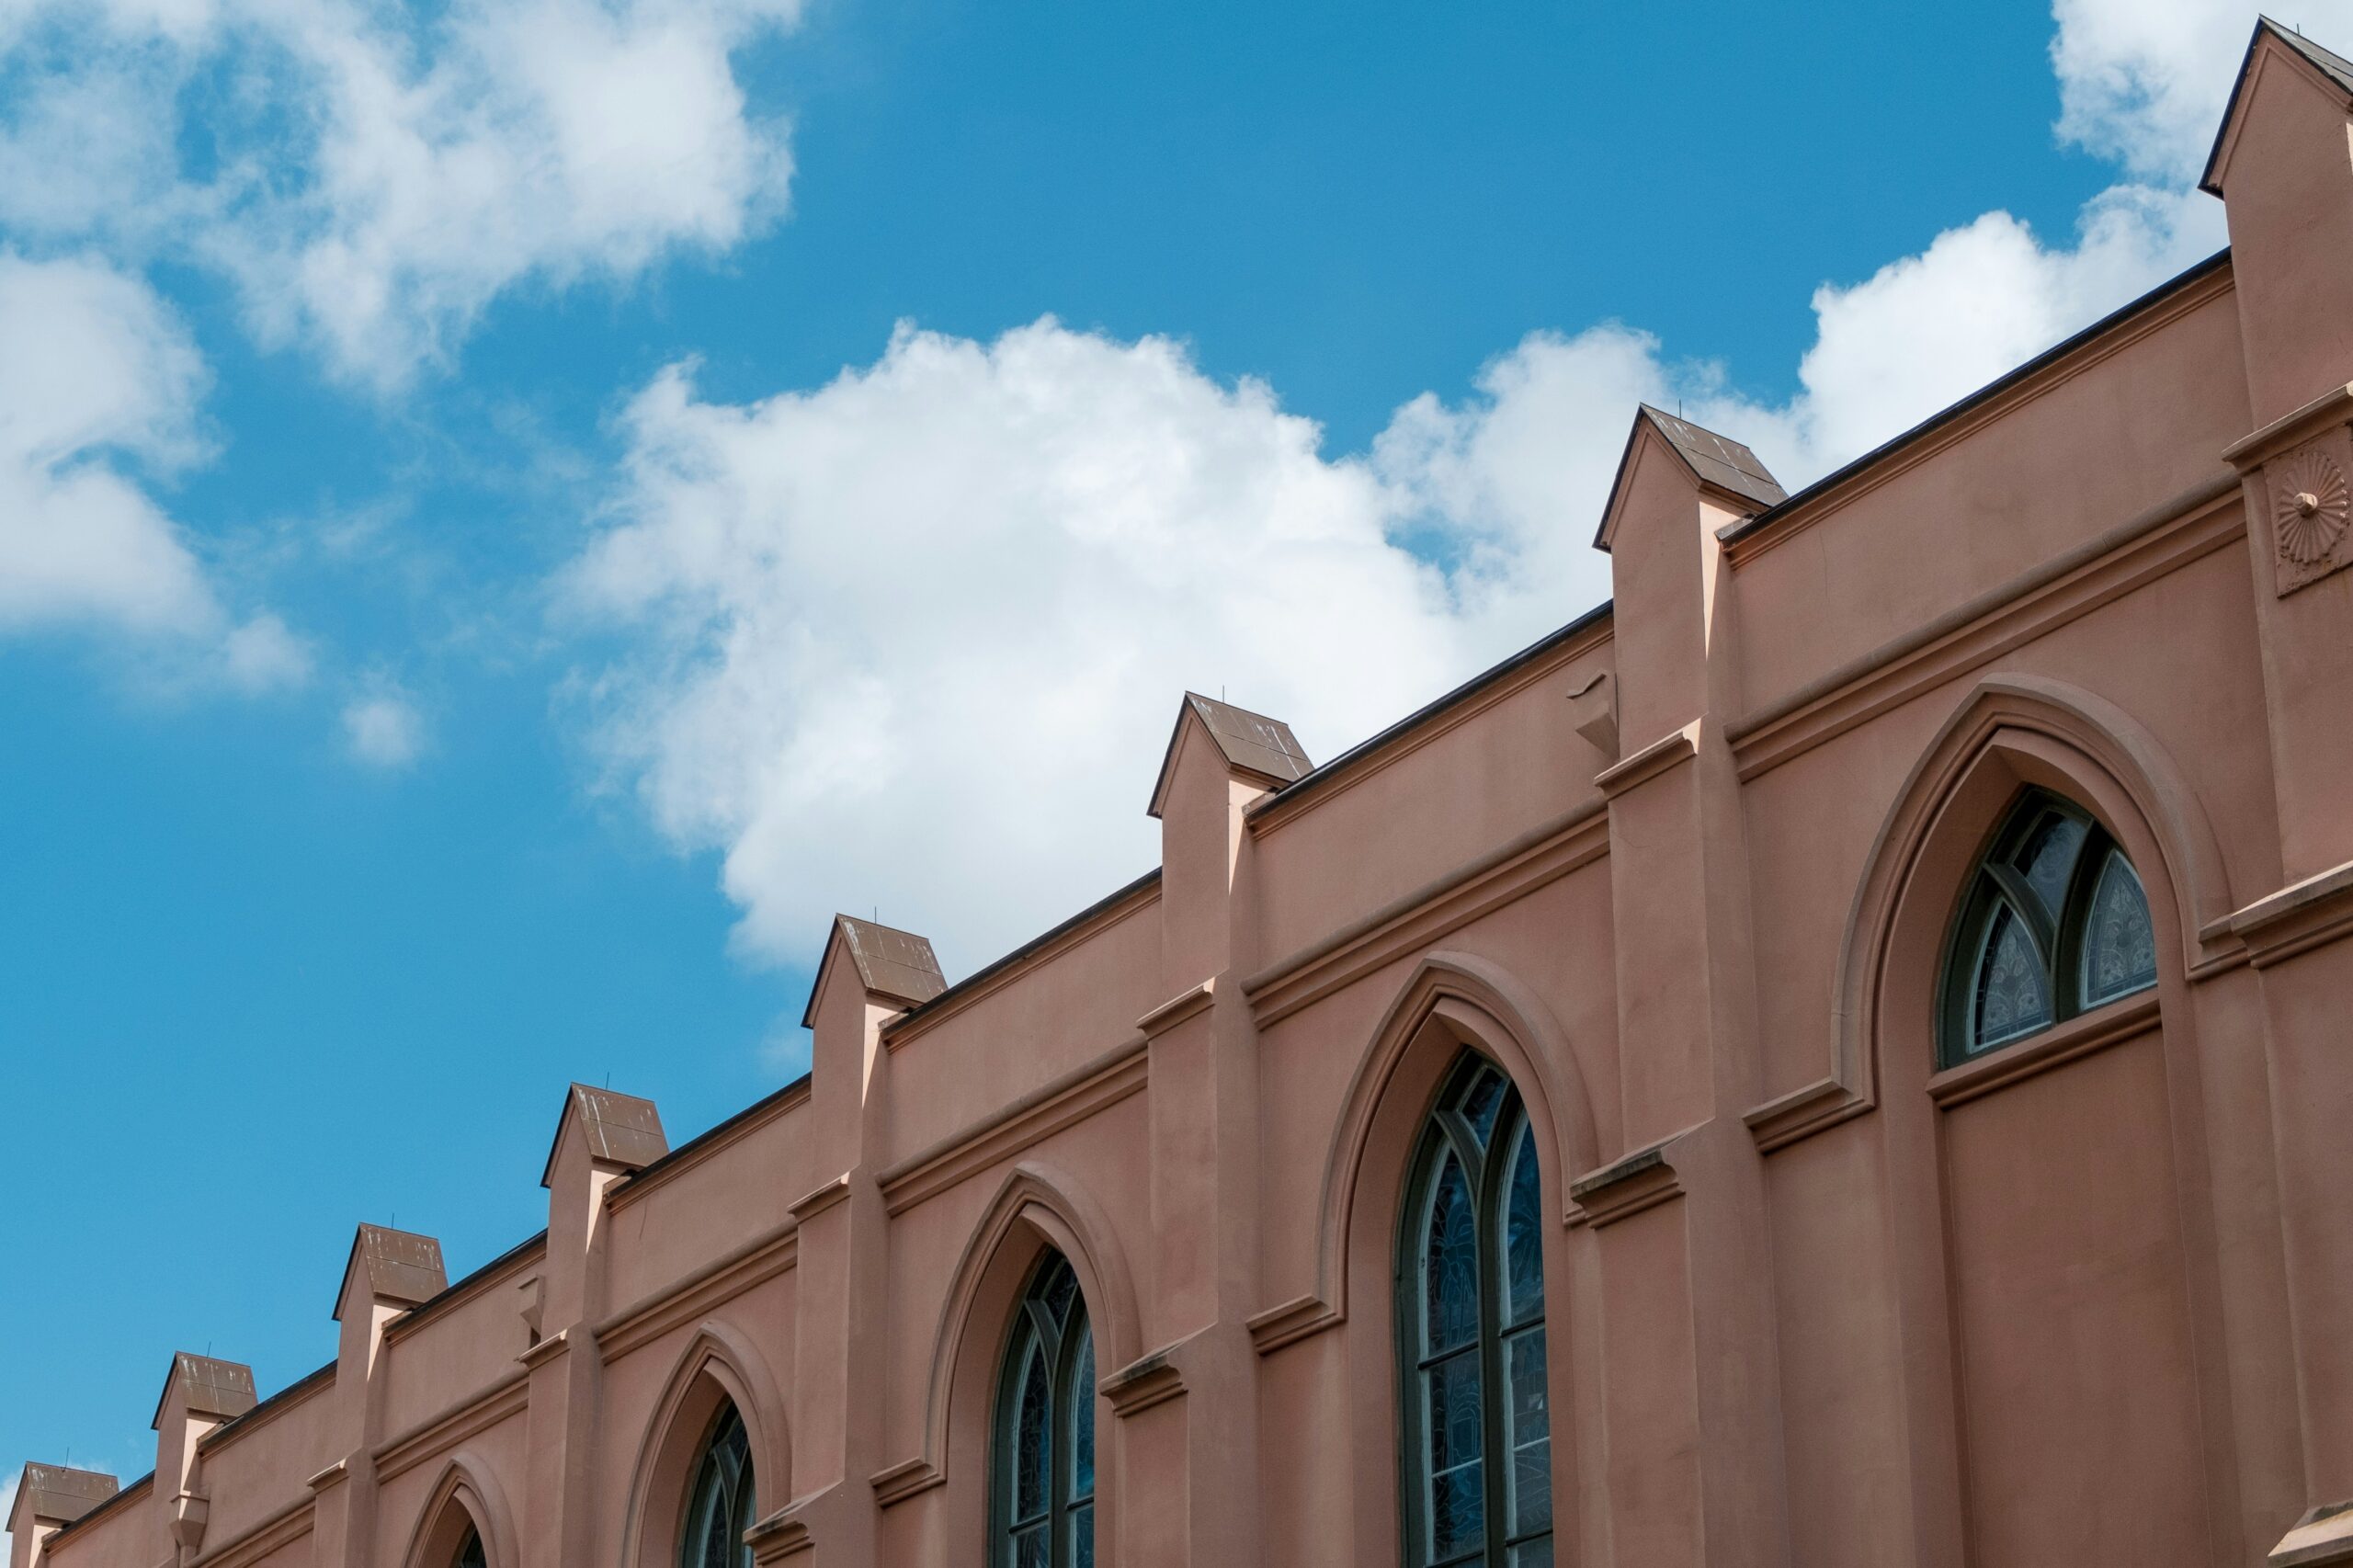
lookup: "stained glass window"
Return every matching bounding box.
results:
[677,1405,753,1568]
[1940,791,2159,1065]
[1399,1059,1552,1568]
[993,1252,1097,1568]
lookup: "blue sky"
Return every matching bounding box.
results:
[0,0,2306,1509]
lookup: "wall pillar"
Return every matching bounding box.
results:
[525,1085,668,1568]
[2209,26,2353,1562]
[784,916,942,1567]
[1585,408,1790,1568]
[148,1354,256,1568]
[313,1226,448,1568]
[6,1466,117,1568]
[1131,693,1309,1568]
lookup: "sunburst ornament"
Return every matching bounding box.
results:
[2272,446,2350,567]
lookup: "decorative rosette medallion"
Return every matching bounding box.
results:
[2270,442,2353,594]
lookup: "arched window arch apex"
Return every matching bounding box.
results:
[1820,675,2223,1121]
[619,1319,790,1568]
[909,1160,1142,1498]
[395,1451,519,1568]
[1304,951,1597,1345]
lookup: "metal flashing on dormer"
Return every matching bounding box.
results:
[333,1223,449,1319]
[14,1463,119,1528]
[1147,692,1313,819]
[1594,405,1786,551]
[150,1353,257,1431]
[538,1084,669,1188]
[797,914,948,1028]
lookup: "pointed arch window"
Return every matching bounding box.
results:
[1939,790,2158,1065]
[1398,1058,1552,1568]
[993,1252,1097,1568]
[679,1404,754,1568]
[456,1532,486,1568]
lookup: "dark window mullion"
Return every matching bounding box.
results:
[1475,1103,1520,1567]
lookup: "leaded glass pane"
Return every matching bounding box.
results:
[1068,1505,1094,1568]
[1069,1325,1096,1501]
[1041,1259,1078,1330]
[1015,1346,1051,1523]
[1972,900,2051,1051]
[1503,1124,1543,1326]
[1424,1154,1479,1353]
[1424,1345,1484,1559]
[2013,811,2086,921]
[1459,1068,1506,1150]
[1012,1524,1048,1568]
[1508,1540,1555,1568]
[2081,851,2157,1007]
[1505,1327,1552,1535]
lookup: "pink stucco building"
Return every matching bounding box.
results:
[17,18,2353,1568]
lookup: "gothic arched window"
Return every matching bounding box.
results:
[1397,1058,1552,1568]
[679,1404,755,1568]
[456,1531,485,1568]
[992,1252,1097,1568]
[1939,790,2158,1065]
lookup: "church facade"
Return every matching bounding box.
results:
[18,20,2353,1568]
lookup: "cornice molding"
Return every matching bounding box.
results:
[594,1221,800,1361]
[880,1038,1149,1217]
[1730,474,2244,782]
[1244,801,1609,1028]
[187,1493,313,1568]
[1567,1143,1681,1229]
[1722,259,2234,568]
[372,1370,529,1483]
[2227,858,2353,968]
[2223,381,2353,471]
[1925,993,2162,1108]
[1593,725,1697,797]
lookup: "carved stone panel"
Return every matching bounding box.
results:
[2266,431,2353,595]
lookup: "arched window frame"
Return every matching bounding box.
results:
[454,1532,485,1568]
[1393,1055,1552,1568]
[1937,789,2158,1067]
[676,1404,754,1568]
[990,1252,1097,1568]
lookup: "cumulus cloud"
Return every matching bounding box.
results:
[342,685,426,768]
[564,1,2309,979]
[0,249,306,684]
[0,0,803,386]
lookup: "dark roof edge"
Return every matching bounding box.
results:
[2202,18,2353,193]
[196,1359,335,1455]
[1245,598,1617,823]
[1722,247,2234,547]
[382,1226,550,1339]
[48,1471,152,1545]
[607,1072,814,1199]
[882,866,1165,1040]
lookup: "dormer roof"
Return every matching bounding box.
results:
[333,1224,448,1320]
[538,1084,668,1188]
[2202,17,2353,194]
[14,1464,118,1528]
[797,915,948,1028]
[1147,693,1313,819]
[1595,405,1785,550]
[149,1353,256,1430]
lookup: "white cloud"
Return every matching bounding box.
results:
[342,685,426,768]
[0,249,305,683]
[0,0,804,386]
[564,2,2313,983]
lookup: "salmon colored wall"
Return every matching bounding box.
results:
[27,28,2353,1568]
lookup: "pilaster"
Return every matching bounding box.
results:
[149,1354,256,1568]
[1137,692,1307,1568]
[525,1085,667,1568]
[312,1226,447,1568]
[1588,407,1789,1568]
[2210,24,2353,1562]
[6,1466,117,1568]
[789,916,941,1568]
